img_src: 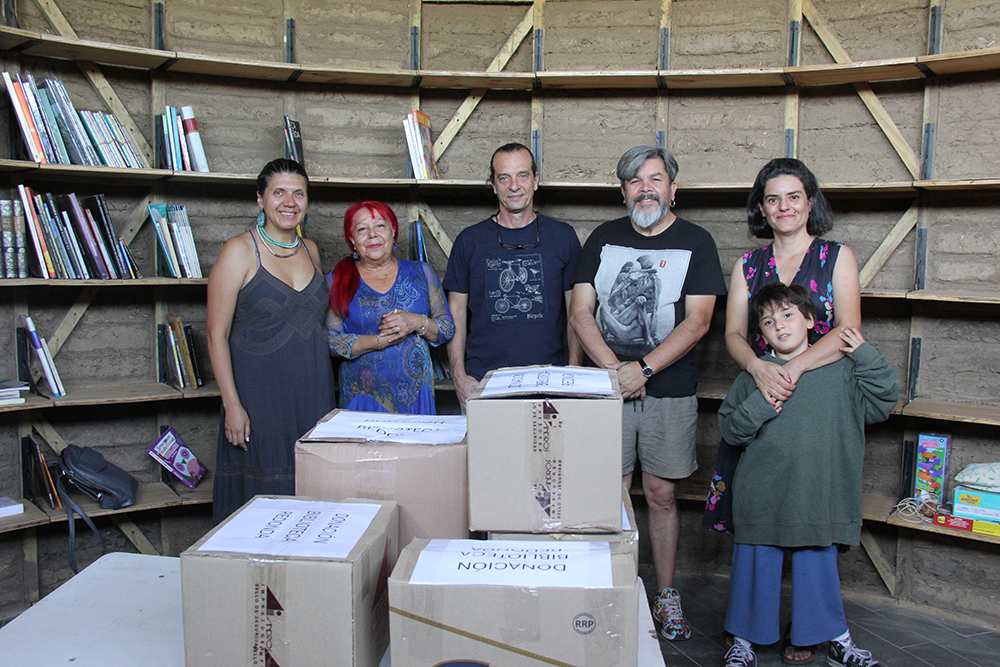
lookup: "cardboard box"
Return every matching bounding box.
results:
[915,433,949,505]
[467,366,623,533]
[489,486,640,570]
[953,486,1000,523]
[296,409,469,549]
[933,512,1000,537]
[389,538,640,667]
[181,496,398,667]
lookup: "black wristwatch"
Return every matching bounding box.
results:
[638,357,654,378]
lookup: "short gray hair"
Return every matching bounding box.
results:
[616,145,678,187]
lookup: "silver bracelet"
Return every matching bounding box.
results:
[418,315,428,336]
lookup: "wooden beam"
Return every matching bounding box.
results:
[112,515,160,555]
[432,6,533,161]
[31,0,154,165]
[860,525,897,596]
[31,418,69,453]
[415,203,454,257]
[802,0,920,178]
[858,202,918,288]
[46,286,100,357]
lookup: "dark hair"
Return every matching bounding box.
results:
[329,201,400,319]
[749,283,816,334]
[488,143,537,183]
[257,158,308,194]
[746,158,832,239]
[616,145,679,186]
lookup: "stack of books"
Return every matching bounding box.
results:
[22,433,62,510]
[155,105,210,172]
[3,70,149,168]
[409,219,429,263]
[147,203,202,278]
[0,378,29,406]
[403,109,439,179]
[21,314,63,397]
[159,314,204,390]
[14,186,140,280]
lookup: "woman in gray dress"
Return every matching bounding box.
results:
[207,158,334,523]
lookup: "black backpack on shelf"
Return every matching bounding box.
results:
[55,445,139,573]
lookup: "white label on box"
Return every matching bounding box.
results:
[303,411,468,444]
[480,366,614,397]
[408,539,614,588]
[198,497,379,558]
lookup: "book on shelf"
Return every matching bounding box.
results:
[148,427,207,489]
[180,106,210,172]
[42,76,98,166]
[283,115,303,164]
[19,72,57,164]
[147,203,201,278]
[12,199,29,278]
[35,86,71,164]
[3,71,47,162]
[404,109,439,179]
[166,314,201,388]
[0,378,28,406]
[22,434,60,510]
[17,185,54,278]
[0,497,24,518]
[1,199,14,278]
[408,219,429,262]
[21,314,62,397]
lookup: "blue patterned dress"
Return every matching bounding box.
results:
[742,237,841,356]
[327,260,455,414]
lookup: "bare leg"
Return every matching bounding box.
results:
[643,472,679,591]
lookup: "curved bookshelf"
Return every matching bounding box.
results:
[2,25,1000,91]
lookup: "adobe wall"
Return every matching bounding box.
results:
[2,0,999,627]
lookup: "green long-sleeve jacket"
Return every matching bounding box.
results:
[718,342,898,548]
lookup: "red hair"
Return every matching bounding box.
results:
[329,201,400,318]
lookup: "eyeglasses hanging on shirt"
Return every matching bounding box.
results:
[495,214,540,250]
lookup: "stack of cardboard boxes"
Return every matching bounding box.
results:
[180,365,648,666]
[389,366,642,666]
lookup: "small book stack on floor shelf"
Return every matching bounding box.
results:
[3,70,149,168]
[12,187,140,280]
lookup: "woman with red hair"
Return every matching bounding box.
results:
[327,201,454,414]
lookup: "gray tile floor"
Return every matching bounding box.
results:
[641,567,1000,667]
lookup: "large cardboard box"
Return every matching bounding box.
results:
[181,496,398,667]
[490,485,640,570]
[467,366,623,533]
[953,485,1000,523]
[389,538,640,667]
[296,409,469,549]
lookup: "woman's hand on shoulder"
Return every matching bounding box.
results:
[748,356,795,403]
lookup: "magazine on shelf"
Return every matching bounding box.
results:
[411,109,439,179]
[148,427,207,489]
[283,115,303,163]
[3,71,46,162]
[180,106,210,172]
[21,315,61,397]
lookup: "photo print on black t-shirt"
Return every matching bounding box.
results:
[485,252,545,323]
[594,245,691,359]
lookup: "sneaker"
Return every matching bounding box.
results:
[828,638,880,667]
[653,587,692,641]
[724,640,757,667]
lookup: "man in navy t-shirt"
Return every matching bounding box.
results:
[444,143,582,409]
[571,144,726,642]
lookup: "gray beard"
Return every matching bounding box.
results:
[628,196,670,229]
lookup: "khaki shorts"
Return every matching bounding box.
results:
[621,395,698,479]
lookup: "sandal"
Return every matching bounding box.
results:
[780,623,816,665]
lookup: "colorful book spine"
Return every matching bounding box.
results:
[147,203,179,277]
[35,87,70,164]
[148,427,207,489]
[65,192,111,279]
[176,113,191,171]
[20,73,57,164]
[181,106,210,172]
[17,185,53,278]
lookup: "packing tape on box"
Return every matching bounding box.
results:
[354,445,399,498]
[529,400,565,532]
[247,558,289,665]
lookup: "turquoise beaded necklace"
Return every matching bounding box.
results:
[257,213,300,249]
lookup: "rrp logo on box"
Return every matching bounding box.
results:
[573,612,597,635]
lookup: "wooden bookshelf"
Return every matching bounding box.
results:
[42,481,182,521]
[902,398,1000,427]
[862,493,1000,547]
[0,500,51,535]
[3,26,1000,92]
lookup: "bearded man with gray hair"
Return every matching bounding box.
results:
[570,144,726,642]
